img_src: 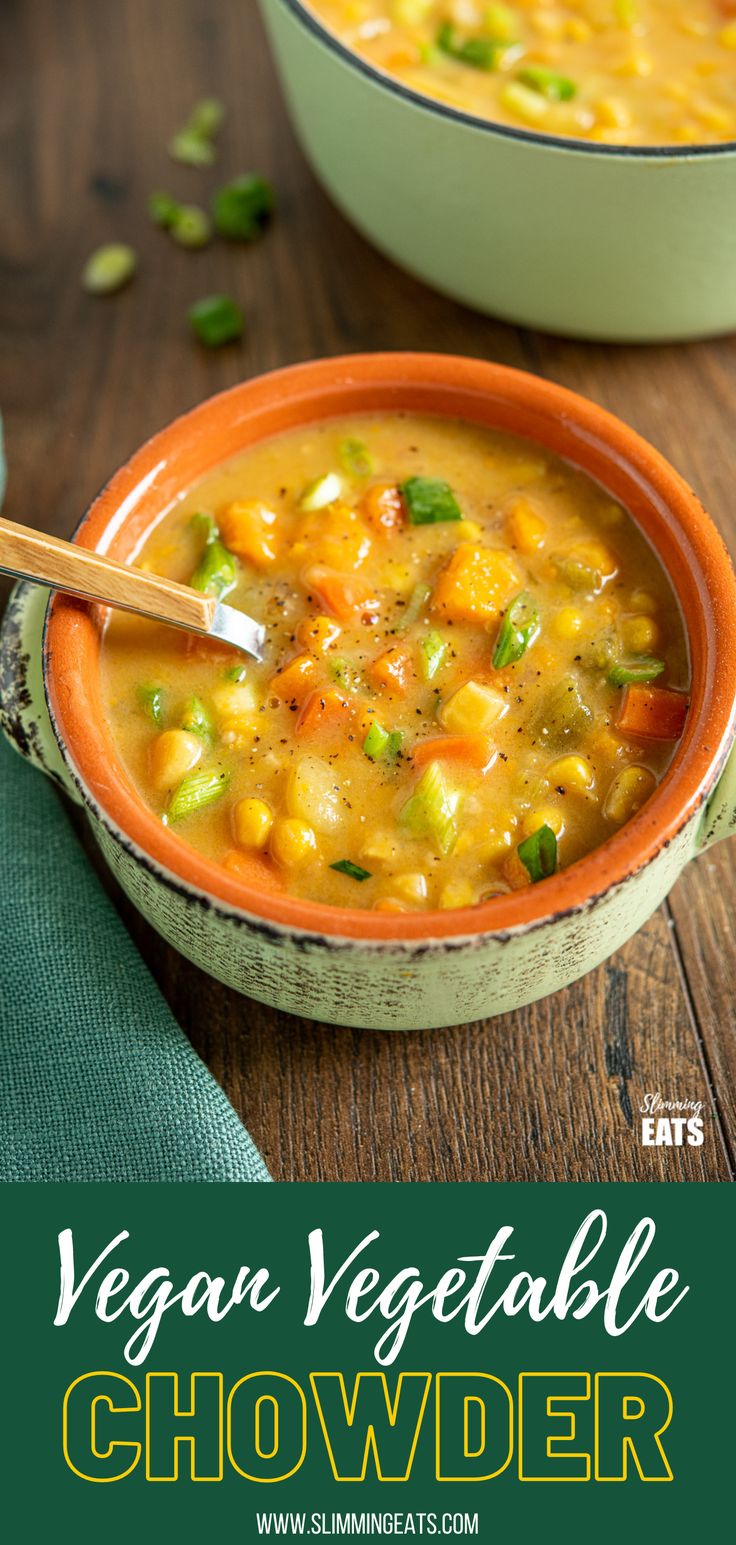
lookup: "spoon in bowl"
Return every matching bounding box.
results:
[0,515,266,660]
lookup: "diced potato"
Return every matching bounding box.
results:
[440,679,508,735]
[438,880,476,909]
[391,872,428,904]
[432,543,521,625]
[212,679,259,722]
[287,754,343,834]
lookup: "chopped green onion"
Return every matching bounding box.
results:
[170,205,212,248]
[167,768,229,822]
[400,476,462,526]
[608,658,665,687]
[518,65,577,101]
[397,582,432,633]
[437,22,505,70]
[190,519,238,599]
[169,129,216,167]
[189,97,226,138]
[148,191,182,229]
[553,553,602,594]
[363,721,403,762]
[180,696,214,740]
[137,684,165,725]
[329,656,361,692]
[517,823,557,883]
[493,591,540,669]
[82,243,137,295]
[330,859,372,882]
[188,294,244,347]
[399,760,461,854]
[225,663,248,683]
[339,437,375,478]
[212,174,274,240]
[299,472,343,511]
[419,630,447,682]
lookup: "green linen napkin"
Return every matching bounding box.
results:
[0,425,270,1183]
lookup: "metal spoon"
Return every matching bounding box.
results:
[0,515,265,660]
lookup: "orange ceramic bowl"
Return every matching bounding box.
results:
[6,354,736,1028]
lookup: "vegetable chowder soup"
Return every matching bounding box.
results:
[101,415,689,913]
[305,1,736,145]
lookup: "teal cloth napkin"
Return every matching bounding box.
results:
[0,424,270,1183]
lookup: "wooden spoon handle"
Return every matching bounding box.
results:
[0,515,217,632]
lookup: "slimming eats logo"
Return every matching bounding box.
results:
[639,1093,705,1148]
[55,1211,686,1487]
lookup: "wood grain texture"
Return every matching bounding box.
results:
[1,0,733,1182]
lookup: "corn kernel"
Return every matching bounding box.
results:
[476,827,514,863]
[621,614,659,653]
[595,96,632,130]
[694,98,734,133]
[553,606,584,640]
[628,588,656,613]
[548,754,595,793]
[150,729,202,791]
[603,766,657,825]
[270,817,317,869]
[505,496,546,554]
[391,872,428,904]
[439,880,476,910]
[720,22,736,49]
[233,797,273,850]
[440,679,508,735]
[618,50,653,78]
[565,18,591,41]
[456,519,483,541]
[522,806,564,839]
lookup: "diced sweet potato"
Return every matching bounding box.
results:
[370,645,414,694]
[304,566,380,622]
[296,687,353,738]
[361,481,405,533]
[219,500,278,568]
[431,543,521,625]
[270,652,320,708]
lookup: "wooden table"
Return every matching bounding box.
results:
[2,0,734,1182]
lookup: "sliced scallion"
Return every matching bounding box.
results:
[363,721,403,762]
[188,294,244,347]
[493,591,540,669]
[608,658,665,687]
[82,243,137,296]
[138,684,165,725]
[190,518,238,599]
[330,859,372,882]
[419,630,447,682]
[400,476,462,526]
[517,823,557,883]
[148,191,182,229]
[518,65,577,101]
[181,696,214,740]
[399,760,461,854]
[170,205,212,249]
[299,472,342,511]
[168,768,229,822]
[212,174,274,240]
[437,22,506,70]
[339,438,375,478]
[397,581,432,632]
[329,656,361,692]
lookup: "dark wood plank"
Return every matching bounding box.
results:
[1,0,732,1181]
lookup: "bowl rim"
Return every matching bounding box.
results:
[273,0,736,161]
[44,351,736,945]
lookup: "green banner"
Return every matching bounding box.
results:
[3,1183,730,1539]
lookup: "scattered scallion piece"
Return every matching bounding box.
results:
[399,760,461,854]
[330,859,372,882]
[189,97,226,139]
[148,191,182,229]
[400,476,462,526]
[169,98,225,167]
[167,768,229,822]
[82,243,137,296]
[363,721,403,762]
[170,205,212,248]
[397,581,432,632]
[419,630,447,682]
[492,591,540,668]
[188,294,244,347]
[517,65,577,101]
[137,684,165,725]
[553,553,602,594]
[329,657,361,692]
[190,517,238,599]
[212,174,274,240]
[299,472,343,511]
[517,822,558,883]
[225,663,248,683]
[339,437,375,478]
[181,696,214,740]
[436,22,506,70]
[608,658,665,687]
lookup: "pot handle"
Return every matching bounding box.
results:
[697,739,736,850]
[0,579,82,804]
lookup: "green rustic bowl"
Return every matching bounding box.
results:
[260,0,736,342]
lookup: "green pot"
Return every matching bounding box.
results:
[260,0,736,342]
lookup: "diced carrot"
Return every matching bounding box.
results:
[412,734,496,771]
[616,685,689,740]
[270,652,320,707]
[361,481,405,533]
[219,500,278,568]
[304,565,380,621]
[370,644,414,694]
[431,543,521,625]
[296,687,353,738]
[222,848,283,892]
